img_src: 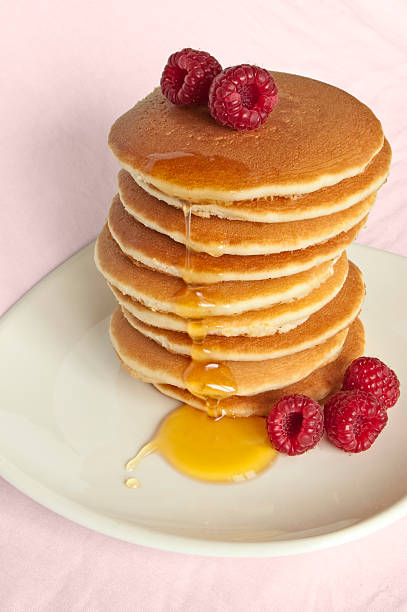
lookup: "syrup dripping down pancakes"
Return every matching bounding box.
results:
[97,70,390,417]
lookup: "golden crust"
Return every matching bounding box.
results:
[153,319,365,416]
[97,230,349,336]
[117,173,376,255]
[110,306,348,397]
[103,206,339,315]
[122,138,391,220]
[107,195,367,282]
[109,72,383,199]
[121,261,364,361]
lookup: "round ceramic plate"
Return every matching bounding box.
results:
[0,243,406,557]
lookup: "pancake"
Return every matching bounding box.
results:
[106,252,348,336]
[121,260,364,361]
[108,205,366,283]
[126,139,391,222]
[102,212,338,316]
[109,72,383,200]
[154,319,365,416]
[110,307,348,396]
[118,173,376,255]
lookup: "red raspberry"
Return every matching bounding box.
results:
[343,357,400,409]
[266,394,324,455]
[208,64,278,131]
[325,390,388,453]
[160,48,222,106]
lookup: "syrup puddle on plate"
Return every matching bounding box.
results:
[125,201,277,487]
[125,404,277,487]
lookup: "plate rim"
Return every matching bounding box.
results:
[2,450,407,557]
[1,241,406,557]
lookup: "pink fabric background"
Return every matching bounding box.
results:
[1,1,407,609]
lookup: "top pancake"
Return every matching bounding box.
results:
[109,72,384,201]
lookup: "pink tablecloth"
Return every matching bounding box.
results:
[1,1,407,609]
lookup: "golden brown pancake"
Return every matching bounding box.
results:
[108,197,367,282]
[101,215,338,316]
[126,139,391,222]
[110,307,348,396]
[121,261,364,361]
[109,72,383,200]
[118,173,376,255]
[102,241,348,336]
[153,319,365,416]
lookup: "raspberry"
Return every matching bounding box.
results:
[208,64,278,131]
[160,48,222,106]
[266,394,324,455]
[325,390,388,453]
[343,357,400,409]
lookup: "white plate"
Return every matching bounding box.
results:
[0,243,406,557]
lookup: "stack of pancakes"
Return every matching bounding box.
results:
[95,72,391,417]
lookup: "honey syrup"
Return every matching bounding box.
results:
[125,404,277,486]
[125,200,277,486]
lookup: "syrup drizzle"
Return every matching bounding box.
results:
[124,195,278,486]
[177,202,237,415]
[124,441,158,488]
